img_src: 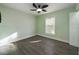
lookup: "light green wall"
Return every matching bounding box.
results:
[76,4,79,47]
[0,5,35,42]
[36,6,76,43]
[76,4,79,11]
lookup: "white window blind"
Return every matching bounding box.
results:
[45,17,55,34]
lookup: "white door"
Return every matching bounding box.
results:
[69,12,79,47]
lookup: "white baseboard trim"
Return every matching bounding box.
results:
[69,43,79,47]
[37,34,69,43]
[17,35,36,42]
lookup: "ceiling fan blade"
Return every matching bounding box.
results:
[42,5,48,8]
[30,9,37,11]
[38,4,41,8]
[33,3,37,8]
[42,9,47,12]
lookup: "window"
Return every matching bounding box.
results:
[45,17,55,34]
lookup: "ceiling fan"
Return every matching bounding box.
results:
[30,3,48,13]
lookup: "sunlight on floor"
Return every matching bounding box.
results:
[0,43,17,55]
[29,40,42,43]
[0,32,18,46]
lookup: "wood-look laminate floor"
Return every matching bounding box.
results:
[0,35,78,55]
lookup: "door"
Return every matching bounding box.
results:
[69,12,79,47]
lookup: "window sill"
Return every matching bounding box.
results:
[45,33,55,35]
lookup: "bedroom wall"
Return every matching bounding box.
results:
[36,6,75,43]
[0,5,35,45]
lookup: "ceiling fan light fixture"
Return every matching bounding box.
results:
[37,8,42,12]
[31,3,48,13]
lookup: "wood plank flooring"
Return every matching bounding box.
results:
[0,35,78,55]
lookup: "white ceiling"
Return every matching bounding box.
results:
[1,3,75,15]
